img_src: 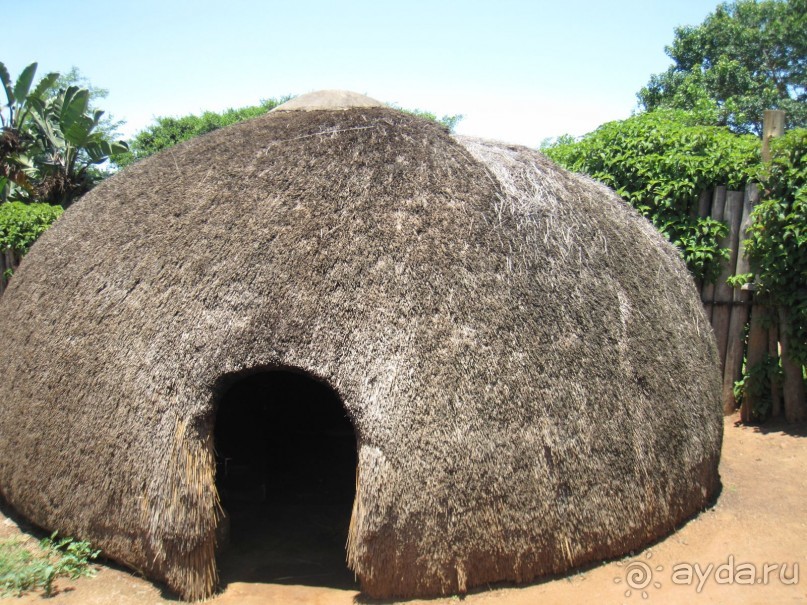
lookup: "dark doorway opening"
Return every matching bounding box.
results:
[214,369,358,589]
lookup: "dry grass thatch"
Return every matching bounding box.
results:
[0,95,722,600]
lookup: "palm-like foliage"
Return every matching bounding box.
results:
[0,62,128,207]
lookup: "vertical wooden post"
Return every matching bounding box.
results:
[722,296,750,415]
[734,183,758,279]
[723,184,757,414]
[697,189,713,218]
[760,111,787,418]
[701,186,726,322]
[761,110,786,162]
[742,304,770,422]
[712,190,744,383]
[779,308,807,423]
[734,183,761,420]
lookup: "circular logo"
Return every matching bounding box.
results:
[625,561,653,590]
[614,551,663,600]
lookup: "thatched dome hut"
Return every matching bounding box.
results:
[0,91,722,600]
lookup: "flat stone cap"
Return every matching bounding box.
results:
[272,90,384,112]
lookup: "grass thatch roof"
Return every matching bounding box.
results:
[0,94,722,601]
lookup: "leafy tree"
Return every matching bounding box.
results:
[0,63,59,200]
[542,110,760,280]
[638,0,807,134]
[54,67,125,143]
[0,62,128,207]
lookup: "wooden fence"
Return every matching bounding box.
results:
[697,110,805,422]
[693,110,807,422]
[695,176,807,422]
[695,183,766,415]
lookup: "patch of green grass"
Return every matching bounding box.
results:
[0,532,100,597]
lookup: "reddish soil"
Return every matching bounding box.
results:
[2,413,806,604]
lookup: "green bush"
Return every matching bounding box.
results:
[543,110,760,281]
[0,533,100,597]
[0,201,63,255]
[734,352,783,420]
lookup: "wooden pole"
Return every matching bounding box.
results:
[760,110,786,418]
[761,110,786,163]
[697,188,713,218]
[701,186,726,322]
[779,308,807,423]
[742,305,770,422]
[723,184,757,415]
[734,183,759,279]
[723,296,750,415]
[731,183,760,420]
[712,190,744,379]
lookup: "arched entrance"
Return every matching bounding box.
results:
[213,369,358,588]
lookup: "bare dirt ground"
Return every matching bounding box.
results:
[2,413,806,605]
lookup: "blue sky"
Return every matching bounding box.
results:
[5,0,721,146]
